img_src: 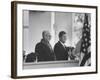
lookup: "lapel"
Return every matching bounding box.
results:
[58,41,66,50]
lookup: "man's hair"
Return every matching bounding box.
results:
[42,30,49,38]
[42,31,46,38]
[59,31,66,38]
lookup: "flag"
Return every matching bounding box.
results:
[80,13,91,66]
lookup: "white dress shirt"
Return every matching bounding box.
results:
[59,41,66,49]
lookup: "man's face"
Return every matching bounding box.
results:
[60,34,67,43]
[44,32,51,41]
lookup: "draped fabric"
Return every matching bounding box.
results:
[80,13,91,66]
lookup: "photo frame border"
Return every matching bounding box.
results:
[11,1,98,79]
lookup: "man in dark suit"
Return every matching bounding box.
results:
[35,31,56,62]
[54,31,69,60]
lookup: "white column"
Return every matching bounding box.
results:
[23,10,29,55]
[50,12,55,48]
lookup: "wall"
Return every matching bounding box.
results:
[0,0,99,80]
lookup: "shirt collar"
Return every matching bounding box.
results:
[59,41,65,47]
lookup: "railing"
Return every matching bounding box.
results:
[23,60,79,69]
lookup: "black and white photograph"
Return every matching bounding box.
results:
[23,11,91,69]
[11,1,97,78]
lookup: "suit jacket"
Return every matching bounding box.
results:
[54,41,69,60]
[35,39,56,61]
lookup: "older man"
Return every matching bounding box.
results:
[35,31,56,61]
